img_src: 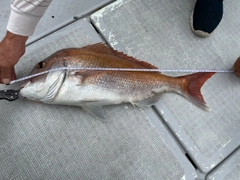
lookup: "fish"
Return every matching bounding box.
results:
[20,43,215,118]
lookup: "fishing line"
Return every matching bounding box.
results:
[10,67,234,84]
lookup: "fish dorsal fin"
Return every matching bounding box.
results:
[81,43,158,69]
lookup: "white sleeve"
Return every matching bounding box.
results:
[7,0,52,36]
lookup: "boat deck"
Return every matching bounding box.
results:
[0,0,240,179]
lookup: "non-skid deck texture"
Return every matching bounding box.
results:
[91,0,240,173]
[1,0,240,179]
[207,147,240,180]
[0,0,113,42]
[0,20,196,179]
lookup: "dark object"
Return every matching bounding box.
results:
[0,89,20,101]
[190,0,223,37]
[233,57,240,77]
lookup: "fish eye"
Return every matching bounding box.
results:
[37,61,46,69]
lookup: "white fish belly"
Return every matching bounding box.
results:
[50,78,124,106]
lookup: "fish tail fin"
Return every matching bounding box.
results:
[179,72,215,111]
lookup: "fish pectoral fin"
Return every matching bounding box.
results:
[74,70,107,84]
[133,93,162,108]
[81,104,105,119]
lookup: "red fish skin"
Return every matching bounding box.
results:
[21,43,215,112]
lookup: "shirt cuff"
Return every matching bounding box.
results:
[7,8,42,37]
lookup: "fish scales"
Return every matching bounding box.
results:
[77,71,175,101]
[20,43,215,118]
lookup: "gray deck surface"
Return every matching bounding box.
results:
[0,0,240,179]
[207,147,240,180]
[0,0,113,43]
[91,0,240,174]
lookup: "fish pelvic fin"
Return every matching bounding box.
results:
[80,100,115,119]
[82,104,105,119]
[179,72,215,111]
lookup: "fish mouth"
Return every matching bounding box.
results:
[20,81,31,89]
[19,81,31,99]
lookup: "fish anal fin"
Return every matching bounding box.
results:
[80,43,158,69]
[133,93,162,108]
[180,72,215,111]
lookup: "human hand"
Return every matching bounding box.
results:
[0,31,28,84]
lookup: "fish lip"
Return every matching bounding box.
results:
[20,81,30,88]
[19,81,30,99]
[18,91,25,99]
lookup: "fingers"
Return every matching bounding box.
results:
[0,66,16,84]
[0,32,28,84]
